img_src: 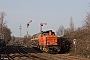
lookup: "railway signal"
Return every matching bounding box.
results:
[73,39,76,52]
[26,20,32,40]
[40,22,47,32]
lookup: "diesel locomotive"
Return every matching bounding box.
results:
[31,30,61,53]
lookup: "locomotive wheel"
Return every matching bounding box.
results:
[39,46,48,52]
[43,48,48,53]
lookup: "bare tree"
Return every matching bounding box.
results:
[0,12,6,39]
[56,25,64,36]
[69,17,74,32]
[3,26,11,43]
[23,35,32,47]
[64,28,69,35]
[9,36,15,45]
[84,12,90,29]
[0,12,11,44]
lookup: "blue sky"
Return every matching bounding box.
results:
[0,0,90,37]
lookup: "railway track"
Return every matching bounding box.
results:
[0,46,47,60]
[0,46,89,60]
[9,46,47,60]
[9,46,29,60]
[17,46,27,54]
[4,47,14,60]
[0,46,12,60]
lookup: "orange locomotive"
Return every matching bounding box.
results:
[31,30,60,53]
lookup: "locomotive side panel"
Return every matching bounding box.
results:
[46,36,58,45]
[39,36,58,46]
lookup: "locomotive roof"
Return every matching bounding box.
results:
[41,30,52,33]
[32,30,55,38]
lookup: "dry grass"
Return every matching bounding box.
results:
[64,29,90,58]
